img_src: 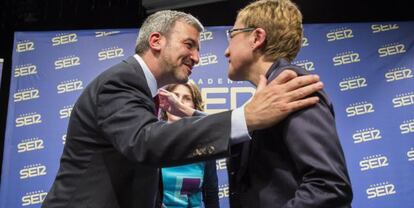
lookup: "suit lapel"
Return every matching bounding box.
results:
[236,59,289,183]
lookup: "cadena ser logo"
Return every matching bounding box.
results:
[15,112,42,127]
[59,105,73,119]
[366,182,396,199]
[200,86,255,114]
[371,24,399,33]
[378,42,406,57]
[346,101,374,117]
[218,184,229,199]
[21,190,47,206]
[16,40,35,52]
[408,148,414,161]
[302,37,309,47]
[194,53,218,67]
[293,59,315,71]
[57,79,84,94]
[333,51,360,66]
[200,31,213,42]
[326,27,354,42]
[15,64,38,77]
[216,158,227,170]
[17,137,45,153]
[339,76,367,91]
[392,92,414,108]
[62,134,66,144]
[353,128,382,144]
[54,55,81,70]
[14,88,40,102]
[98,46,124,61]
[400,119,414,134]
[95,31,120,37]
[51,33,78,46]
[385,67,413,82]
[20,163,47,179]
[360,154,389,171]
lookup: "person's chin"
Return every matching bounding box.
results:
[228,71,242,81]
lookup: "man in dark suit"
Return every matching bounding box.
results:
[222,0,353,207]
[42,9,324,208]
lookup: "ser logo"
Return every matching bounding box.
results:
[360,154,389,171]
[51,33,78,46]
[218,184,229,199]
[371,24,399,33]
[98,47,124,61]
[294,60,315,71]
[21,191,47,206]
[15,113,42,127]
[378,43,406,57]
[17,138,44,153]
[57,79,83,94]
[366,182,396,199]
[15,64,37,77]
[20,164,47,179]
[333,51,360,66]
[400,119,414,134]
[346,102,374,117]
[195,53,218,67]
[14,88,40,102]
[200,31,213,41]
[95,31,121,37]
[326,28,354,42]
[392,92,414,108]
[62,134,66,144]
[59,105,73,119]
[353,128,382,144]
[385,67,413,82]
[16,41,35,52]
[216,158,227,170]
[54,56,80,70]
[302,37,309,47]
[408,148,414,161]
[201,87,255,114]
[339,76,367,91]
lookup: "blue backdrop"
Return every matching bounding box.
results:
[1,22,414,208]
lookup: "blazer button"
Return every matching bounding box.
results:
[207,146,215,154]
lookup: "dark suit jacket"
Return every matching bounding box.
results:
[42,56,231,208]
[202,160,219,208]
[227,59,353,208]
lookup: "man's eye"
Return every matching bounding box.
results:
[185,43,192,48]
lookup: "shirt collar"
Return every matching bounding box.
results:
[133,54,158,97]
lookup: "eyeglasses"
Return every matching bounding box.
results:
[226,27,256,40]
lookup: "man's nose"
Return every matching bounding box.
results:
[191,50,200,64]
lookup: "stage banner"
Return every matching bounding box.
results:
[1,22,414,208]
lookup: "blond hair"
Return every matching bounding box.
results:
[237,0,303,62]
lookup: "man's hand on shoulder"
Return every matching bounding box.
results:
[245,70,323,132]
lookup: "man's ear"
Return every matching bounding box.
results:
[148,32,163,52]
[252,28,266,51]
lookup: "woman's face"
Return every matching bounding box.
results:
[167,84,195,122]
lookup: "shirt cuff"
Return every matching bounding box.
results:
[230,106,251,144]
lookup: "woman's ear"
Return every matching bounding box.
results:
[252,28,266,50]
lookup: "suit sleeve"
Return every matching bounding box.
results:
[281,100,353,208]
[96,77,231,167]
[202,160,219,208]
